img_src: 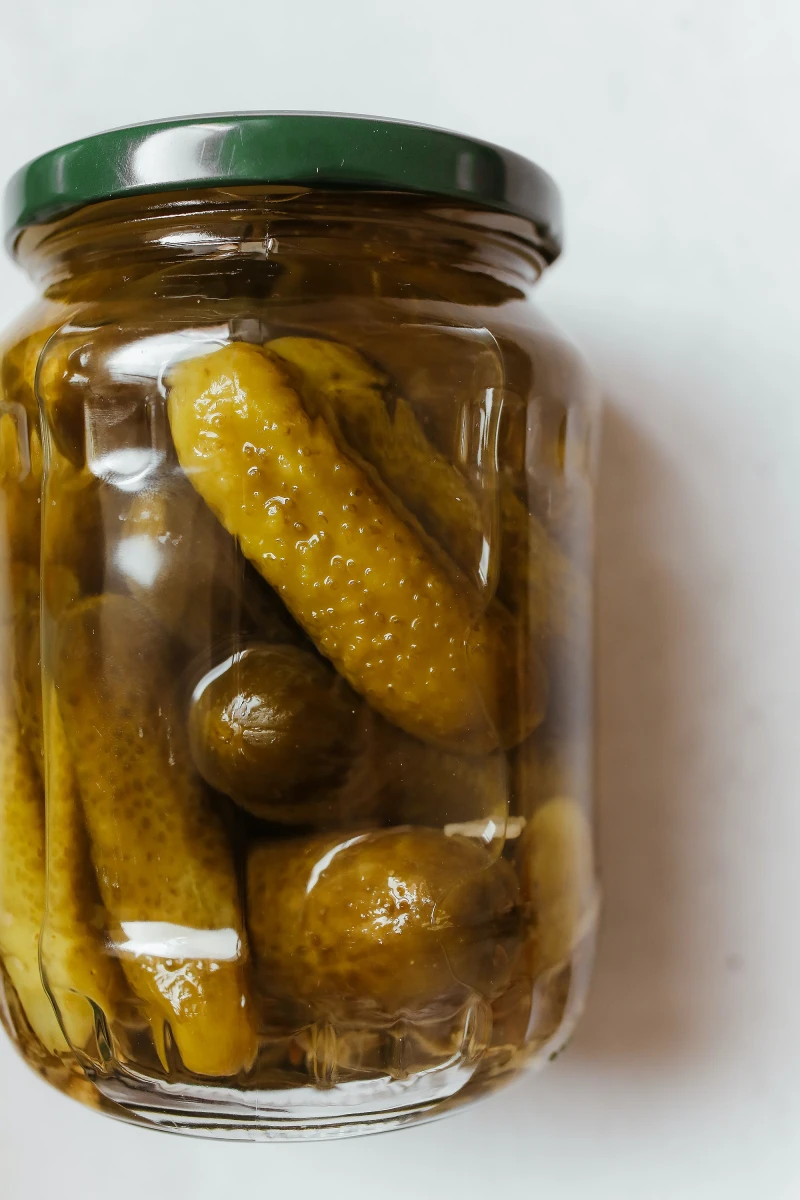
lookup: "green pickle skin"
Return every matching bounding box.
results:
[516,796,596,976]
[6,561,44,774]
[268,336,588,658]
[188,642,366,823]
[247,827,523,1022]
[42,688,127,1054]
[0,325,47,569]
[54,593,258,1077]
[0,707,68,1056]
[267,337,489,583]
[168,342,544,754]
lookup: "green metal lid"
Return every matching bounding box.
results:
[3,113,562,259]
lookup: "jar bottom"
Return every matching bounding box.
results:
[79,985,588,1142]
[91,1061,478,1141]
[3,1011,584,1143]
[3,938,595,1141]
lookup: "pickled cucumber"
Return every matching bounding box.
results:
[168,343,543,753]
[6,559,84,782]
[6,562,43,774]
[482,798,595,1064]
[189,643,363,822]
[268,336,490,590]
[1,331,44,569]
[0,707,67,1055]
[54,594,258,1076]
[268,336,587,653]
[43,456,106,598]
[247,826,523,1020]
[516,797,595,974]
[41,688,126,1052]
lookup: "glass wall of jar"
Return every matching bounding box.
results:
[0,116,599,1139]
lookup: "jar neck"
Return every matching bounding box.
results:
[14,187,550,307]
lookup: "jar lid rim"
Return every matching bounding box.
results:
[3,112,562,259]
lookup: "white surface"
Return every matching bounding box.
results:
[2,2,800,1196]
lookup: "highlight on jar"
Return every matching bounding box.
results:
[0,113,601,1139]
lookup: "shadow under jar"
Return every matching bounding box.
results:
[0,114,600,1139]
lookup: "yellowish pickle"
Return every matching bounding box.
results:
[268,336,492,589]
[516,796,596,976]
[247,826,523,1021]
[41,688,127,1054]
[0,707,67,1055]
[54,593,258,1077]
[0,347,45,608]
[6,561,44,774]
[482,798,596,1068]
[268,336,588,655]
[476,796,596,1068]
[168,343,543,753]
[43,455,106,598]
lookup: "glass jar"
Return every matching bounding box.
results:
[0,114,600,1139]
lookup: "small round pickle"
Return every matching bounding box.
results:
[189,644,361,821]
[247,827,523,1021]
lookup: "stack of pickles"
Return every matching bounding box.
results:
[0,318,596,1099]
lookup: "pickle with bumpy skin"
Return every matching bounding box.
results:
[168,343,542,753]
[5,560,83,785]
[6,562,44,774]
[43,455,106,599]
[41,687,126,1053]
[268,336,587,654]
[268,337,491,591]
[54,593,258,1077]
[188,642,365,823]
[1,334,44,571]
[247,826,522,1020]
[0,707,67,1055]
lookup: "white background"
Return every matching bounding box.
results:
[1,2,800,1197]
